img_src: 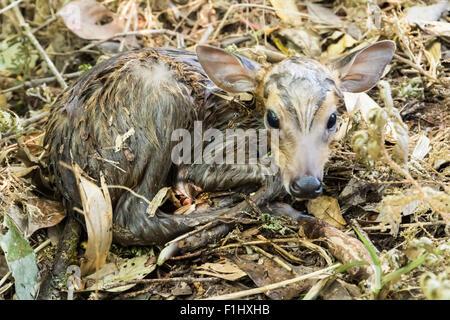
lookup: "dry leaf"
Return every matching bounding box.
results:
[307,196,346,229]
[58,0,124,40]
[326,34,357,57]
[172,282,193,296]
[376,187,449,234]
[424,41,441,78]
[74,166,113,276]
[412,133,431,161]
[85,263,118,282]
[406,1,449,25]
[422,21,450,38]
[25,199,66,236]
[320,279,362,300]
[232,256,315,299]
[278,28,321,57]
[343,92,380,116]
[297,217,372,279]
[9,165,38,178]
[147,187,171,217]
[4,197,66,238]
[307,2,343,27]
[84,254,156,292]
[173,204,196,215]
[195,259,246,281]
[269,0,302,27]
[344,92,396,141]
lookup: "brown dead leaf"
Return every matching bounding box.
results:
[3,196,66,238]
[320,279,362,300]
[84,254,156,292]
[232,256,315,299]
[9,165,38,178]
[326,34,358,57]
[269,0,303,27]
[195,258,246,281]
[424,41,441,78]
[172,282,193,296]
[297,217,372,279]
[73,165,112,276]
[58,0,124,40]
[307,196,346,229]
[406,1,449,25]
[173,204,196,215]
[306,2,343,27]
[25,198,66,236]
[278,28,321,57]
[147,187,171,217]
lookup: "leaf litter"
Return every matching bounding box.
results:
[0,0,449,300]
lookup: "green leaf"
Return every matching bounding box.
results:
[0,216,38,300]
[334,260,371,274]
[0,37,38,77]
[382,254,428,286]
[353,227,382,294]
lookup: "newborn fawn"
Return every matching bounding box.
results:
[44,41,395,245]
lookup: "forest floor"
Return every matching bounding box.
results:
[0,0,449,300]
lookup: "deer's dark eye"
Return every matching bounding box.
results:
[327,113,337,130]
[266,110,280,129]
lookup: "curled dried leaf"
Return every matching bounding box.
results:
[307,196,346,229]
[195,259,246,281]
[58,0,124,40]
[73,166,113,276]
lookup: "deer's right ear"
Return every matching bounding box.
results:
[196,45,260,93]
[333,40,396,93]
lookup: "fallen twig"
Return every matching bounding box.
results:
[361,221,447,231]
[80,29,191,52]
[165,221,216,246]
[102,276,220,290]
[256,235,304,264]
[0,0,22,15]
[394,53,439,82]
[251,244,293,272]
[1,72,82,94]
[11,5,67,89]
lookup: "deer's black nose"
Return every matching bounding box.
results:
[290,176,322,199]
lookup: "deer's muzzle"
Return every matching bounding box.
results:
[290,175,322,199]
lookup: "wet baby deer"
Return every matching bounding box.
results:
[44,41,395,246]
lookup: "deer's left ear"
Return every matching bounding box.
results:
[196,45,261,93]
[333,40,396,93]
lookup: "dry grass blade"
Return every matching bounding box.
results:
[73,165,113,276]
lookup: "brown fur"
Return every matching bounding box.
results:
[252,57,340,194]
[44,42,394,245]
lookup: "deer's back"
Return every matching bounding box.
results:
[44,48,221,205]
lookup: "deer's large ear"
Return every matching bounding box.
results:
[333,40,396,93]
[196,45,260,93]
